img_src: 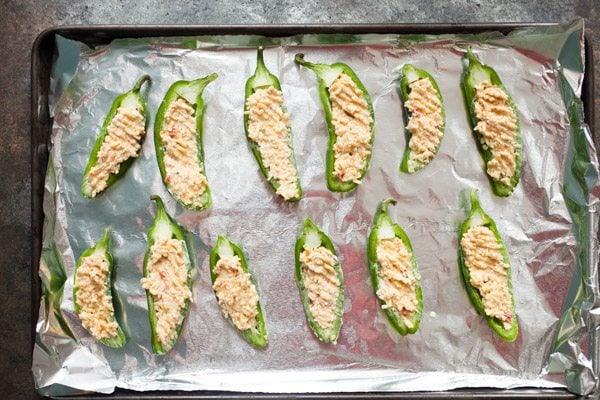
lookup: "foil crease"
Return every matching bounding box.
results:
[33,20,599,396]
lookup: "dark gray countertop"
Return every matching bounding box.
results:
[1,1,597,398]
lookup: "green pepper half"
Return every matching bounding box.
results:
[367,199,423,335]
[81,75,151,198]
[73,228,127,348]
[294,218,344,343]
[154,74,218,210]
[398,64,446,173]
[143,195,194,354]
[244,47,302,201]
[294,54,375,192]
[209,235,268,348]
[458,189,518,341]
[461,48,522,197]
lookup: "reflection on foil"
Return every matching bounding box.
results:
[33,20,598,396]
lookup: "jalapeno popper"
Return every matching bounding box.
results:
[295,54,375,192]
[155,74,218,210]
[82,75,150,198]
[295,218,344,343]
[462,48,522,197]
[209,236,268,348]
[141,196,194,354]
[367,199,422,335]
[458,189,518,341]
[73,228,127,348]
[244,48,302,201]
[398,64,445,173]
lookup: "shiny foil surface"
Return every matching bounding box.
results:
[33,20,599,396]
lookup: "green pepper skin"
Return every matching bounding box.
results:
[461,48,522,197]
[143,195,194,354]
[458,189,518,342]
[398,64,446,174]
[367,199,423,335]
[294,218,344,343]
[73,228,127,348]
[244,47,302,201]
[154,74,218,210]
[209,236,268,348]
[81,75,151,198]
[294,54,375,192]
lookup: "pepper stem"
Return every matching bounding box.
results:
[132,74,151,93]
[100,227,111,244]
[466,47,479,64]
[470,188,481,210]
[380,198,398,215]
[151,195,167,215]
[256,46,266,70]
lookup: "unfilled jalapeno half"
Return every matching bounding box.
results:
[398,64,445,173]
[141,196,194,354]
[209,235,268,348]
[155,74,218,210]
[244,47,302,201]
[73,228,127,348]
[458,189,518,341]
[294,218,344,343]
[295,54,375,192]
[461,48,522,197]
[81,75,150,198]
[367,199,423,335]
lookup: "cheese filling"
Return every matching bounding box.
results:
[329,72,373,184]
[473,80,518,185]
[74,253,119,340]
[299,245,340,330]
[404,78,443,170]
[461,225,513,329]
[213,255,260,332]
[161,98,208,207]
[375,237,419,328]
[141,238,192,347]
[87,106,145,196]
[246,86,299,200]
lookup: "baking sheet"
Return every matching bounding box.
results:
[32,20,599,396]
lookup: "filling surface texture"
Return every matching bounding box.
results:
[246,86,299,200]
[213,255,260,332]
[404,77,443,171]
[375,237,419,328]
[461,225,512,329]
[299,245,340,331]
[161,98,208,207]
[473,80,518,185]
[75,252,119,340]
[87,105,145,196]
[329,72,373,184]
[141,238,192,346]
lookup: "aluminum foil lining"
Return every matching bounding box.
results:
[33,20,599,396]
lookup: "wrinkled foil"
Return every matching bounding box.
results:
[33,20,599,396]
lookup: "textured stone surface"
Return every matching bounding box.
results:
[0,0,596,398]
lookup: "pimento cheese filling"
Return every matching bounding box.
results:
[473,80,518,185]
[161,98,208,207]
[404,78,443,171]
[299,245,340,330]
[246,86,299,200]
[213,255,260,332]
[87,106,145,196]
[329,72,373,184]
[74,253,119,340]
[141,238,192,346]
[460,225,513,329]
[375,237,419,328]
